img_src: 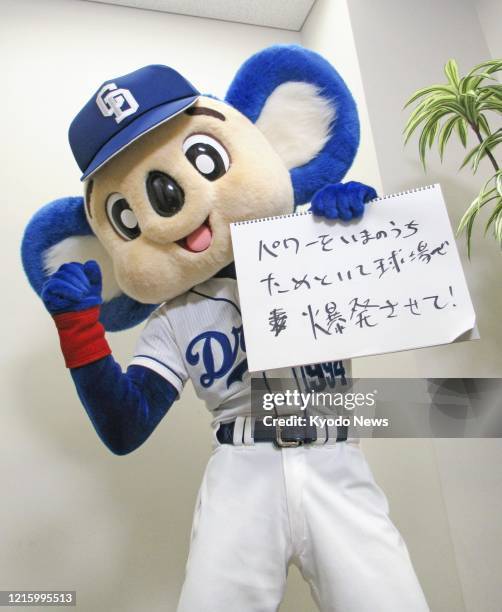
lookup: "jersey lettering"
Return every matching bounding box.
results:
[186,325,246,388]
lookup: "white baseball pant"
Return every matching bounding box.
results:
[177,440,429,612]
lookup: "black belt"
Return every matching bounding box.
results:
[217,419,348,447]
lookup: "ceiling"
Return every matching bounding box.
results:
[85,0,317,31]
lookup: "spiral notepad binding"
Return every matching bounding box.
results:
[232,184,438,225]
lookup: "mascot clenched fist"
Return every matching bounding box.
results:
[22,46,428,611]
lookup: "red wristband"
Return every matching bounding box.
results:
[53,306,112,369]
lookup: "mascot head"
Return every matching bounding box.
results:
[22,45,359,330]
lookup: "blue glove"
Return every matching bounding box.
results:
[41,260,103,315]
[310,181,378,220]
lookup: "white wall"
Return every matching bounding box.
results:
[346,1,502,611]
[0,1,302,610]
[475,0,502,58]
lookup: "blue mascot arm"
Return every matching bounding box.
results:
[41,260,177,455]
[310,181,377,220]
[71,357,178,456]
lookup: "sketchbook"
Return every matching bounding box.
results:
[230,184,477,372]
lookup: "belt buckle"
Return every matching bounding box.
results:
[275,423,302,448]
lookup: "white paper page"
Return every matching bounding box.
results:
[230,184,476,372]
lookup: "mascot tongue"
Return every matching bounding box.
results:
[185,223,212,252]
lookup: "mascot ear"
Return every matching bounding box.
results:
[225,45,360,206]
[21,197,156,331]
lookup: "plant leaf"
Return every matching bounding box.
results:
[438,116,459,160]
[485,199,502,237]
[496,171,502,197]
[404,106,451,144]
[478,102,502,114]
[445,59,460,88]
[460,142,482,170]
[471,129,502,172]
[458,182,497,256]
[467,59,502,78]
[477,113,491,136]
[415,110,451,166]
[403,85,455,108]
[456,119,468,147]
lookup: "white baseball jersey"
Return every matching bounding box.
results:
[130,276,350,424]
[131,278,429,612]
[130,277,428,612]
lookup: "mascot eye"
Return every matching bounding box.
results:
[106,193,141,241]
[182,134,230,181]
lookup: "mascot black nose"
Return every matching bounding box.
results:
[146,171,185,217]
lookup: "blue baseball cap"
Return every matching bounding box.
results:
[69,65,200,180]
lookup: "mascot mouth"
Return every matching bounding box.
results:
[177,217,213,253]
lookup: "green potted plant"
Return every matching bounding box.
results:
[404,59,501,255]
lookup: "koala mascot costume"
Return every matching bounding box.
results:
[22,46,429,611]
